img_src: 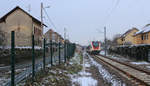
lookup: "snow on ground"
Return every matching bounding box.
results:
[0,77,9,86]
[87,53,126,86]
[146,66,150,69]
[72,71,97,86]
[100,50,109,56]
[46,64,51,67]
[70,53,81,65]
[0,46,42,49]
[100,50,105,55]
[130,62,149,65]
[71,52,98,86]
[15,68,26,73]
[110,55,130,62]
[84,63,90,68]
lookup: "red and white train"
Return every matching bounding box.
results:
[87,41,101,54]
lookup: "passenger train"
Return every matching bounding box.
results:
[87,41,101,54]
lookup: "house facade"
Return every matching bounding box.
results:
[44,29,64,44]
[0,6,45,47]
[44,29,53,43]
[134,24,150,44]
[117,28,139,45]
[117,37,123,45]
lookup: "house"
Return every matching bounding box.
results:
[134,24,150,44]
[0,6,46,47]
[54,32,59,43]
[44,29,53,43]
[117,37,123,45]
[117,28,139,45]
[58,34,64,44]
[44,29,64,44]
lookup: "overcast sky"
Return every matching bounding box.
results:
[0,0,150,45]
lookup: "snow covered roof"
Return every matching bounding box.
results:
[121,28,138,38]
[134,24,150,35]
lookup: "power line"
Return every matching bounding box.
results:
[96,0,120,43]
[103,0,120,25]
[43,8,58,31]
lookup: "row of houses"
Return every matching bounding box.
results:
[117,24,150,45]
[0,6,65,48]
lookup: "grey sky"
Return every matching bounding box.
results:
[0,0,150,45]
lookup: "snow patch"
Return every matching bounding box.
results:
[84,63,90,68]
[70,53,81,65]
[111,55,129,61]
[87,53,126,86]
[100,51,105,55]
[146,66,150,69]
[130,62,149,65]
[78,71,91,76]
[0,46,42,50]
[0,77,9,86]
[46,64,51,68]
[71,52,97,86]
[71,71,97,86]
[72,76,97,86]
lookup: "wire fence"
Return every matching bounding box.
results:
[3,31,76,86]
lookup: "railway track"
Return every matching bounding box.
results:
[91,54,150,86]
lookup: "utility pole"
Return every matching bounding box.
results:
[104,27,106,56]
[41,3,43,35]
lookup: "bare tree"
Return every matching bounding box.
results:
[111,34,122,46]
[101,34,122,48]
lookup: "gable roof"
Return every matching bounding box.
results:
[0,6,47,27]
[135,24,150,36]
[121,28,138,38]
[44,28,64,40]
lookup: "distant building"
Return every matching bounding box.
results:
[0,6,46,47]
[44,29,52,43]
[134,24,150,44]
[44,29,64,44]
[117,37,123,45]
[54,32,59,43]
[58,34,64,44]
[117,28,139,45]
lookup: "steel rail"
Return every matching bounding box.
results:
[91,54,150,86]
[98,54,150,75]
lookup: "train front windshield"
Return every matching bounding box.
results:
[92,42,99,48]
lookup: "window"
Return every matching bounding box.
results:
[146,33,148,40]
[122,38,125,41]
[52,33,55,41]
[141,33,148,40]
[141,35,144,40]
[34,26,42,36]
